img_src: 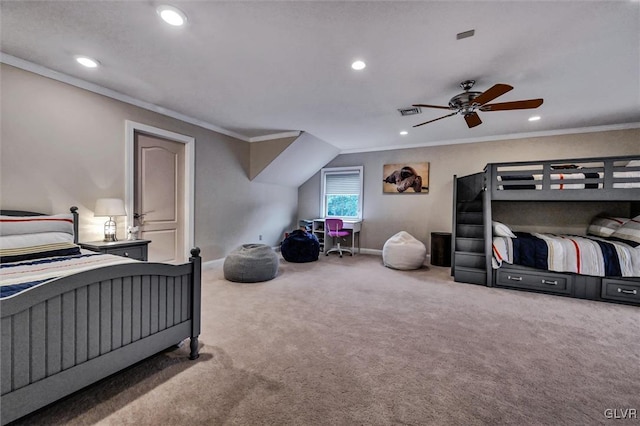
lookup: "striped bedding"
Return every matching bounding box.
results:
[0,250,137,298]
[492,232,640,277]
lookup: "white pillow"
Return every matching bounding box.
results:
[587,216,628,238]
[0,232,74,250]
[492,221,517,238]
[609,215,640,247]
[0,232,80,263]
[0,214,75,236]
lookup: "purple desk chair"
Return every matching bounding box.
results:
[325,218,353,258]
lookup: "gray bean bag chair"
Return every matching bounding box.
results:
[223,243,279,283]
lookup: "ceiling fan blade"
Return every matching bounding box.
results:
[480,98,544,111]
[412,112,458,127]
[464,112,482,128]
[471,83,513,106]
[412,103,452,110]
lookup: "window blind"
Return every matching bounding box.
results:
[325,172,360,194]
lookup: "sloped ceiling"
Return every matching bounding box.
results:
[252,132,340,187]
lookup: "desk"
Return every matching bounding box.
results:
[309,218,362,255]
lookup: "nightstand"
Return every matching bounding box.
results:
[80,240,151,261]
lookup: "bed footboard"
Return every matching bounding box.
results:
[0,249,202,425]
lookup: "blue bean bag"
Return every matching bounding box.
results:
[281,230,320,263]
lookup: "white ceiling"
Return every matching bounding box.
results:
[1,1,639,153]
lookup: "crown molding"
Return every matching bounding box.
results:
[339,122,640,154]
[248,131,302,142]
[0,52,253,141]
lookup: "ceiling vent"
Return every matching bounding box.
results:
[398,106,422,116]
[457,29,475,40]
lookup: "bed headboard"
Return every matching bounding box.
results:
[0,206,79,244]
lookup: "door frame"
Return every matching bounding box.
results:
[125,120,195,259]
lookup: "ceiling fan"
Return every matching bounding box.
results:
[412,80,543,128]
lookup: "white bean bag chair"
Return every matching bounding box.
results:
[382,231,426,270]
[224,244,279,283]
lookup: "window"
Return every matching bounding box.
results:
[321,166,363,219]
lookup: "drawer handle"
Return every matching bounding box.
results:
[541,279,558,286]
[507,275,522,281]
[618,288,637,295]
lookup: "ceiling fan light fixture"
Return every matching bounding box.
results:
[351,60,366,71]
[75,56,99,68]
[157,5,187,26]
[528,115,541,122]
[412,81,543,129]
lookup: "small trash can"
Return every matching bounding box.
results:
[430,232,452,267]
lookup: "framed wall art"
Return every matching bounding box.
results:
[383,162,429,193]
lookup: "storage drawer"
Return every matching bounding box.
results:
[601,279,640,304]
[454,252,485,269]
[495,268,572,295]
[108,246,145,261]
[455,238,484,253]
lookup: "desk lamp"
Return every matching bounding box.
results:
[94,198,126,242]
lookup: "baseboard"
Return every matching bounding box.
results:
[347,249,431,265]
[203,250,431,268]
[360,248,382,256]
[202,258,225,270]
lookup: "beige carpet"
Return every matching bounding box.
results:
[14,254,640,425]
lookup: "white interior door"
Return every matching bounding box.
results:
[134,132,185,264]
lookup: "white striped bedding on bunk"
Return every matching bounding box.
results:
[492,232,640,277]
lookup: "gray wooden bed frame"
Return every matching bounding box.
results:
[0,207,202,425]
[452,154,640,306]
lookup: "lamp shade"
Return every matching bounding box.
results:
[94,198,126,217]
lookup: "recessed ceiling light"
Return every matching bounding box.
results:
[75,56,99,68]
[400,131,408,136]
[351,60,366,71]
[528,116,541,122]
[157,5,187,26]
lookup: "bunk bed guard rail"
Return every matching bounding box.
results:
[486,155,640,201]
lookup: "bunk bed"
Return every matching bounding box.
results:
[0,207,202,425]
[452,155,640,306]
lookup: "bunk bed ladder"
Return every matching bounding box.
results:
[452,172,490,286]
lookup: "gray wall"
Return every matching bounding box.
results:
[298,128,640,252]
[0,64,298,262]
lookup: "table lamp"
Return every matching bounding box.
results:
[94,198,127,242]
